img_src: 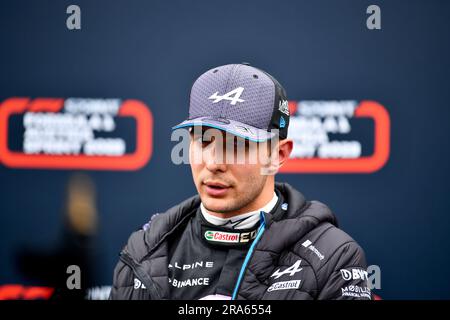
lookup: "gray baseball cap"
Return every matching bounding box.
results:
[172,63,290,142]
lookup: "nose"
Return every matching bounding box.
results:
[204,139,227,173]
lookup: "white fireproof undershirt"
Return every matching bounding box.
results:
[200,192,278,229]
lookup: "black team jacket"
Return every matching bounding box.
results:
[110,182,371,300]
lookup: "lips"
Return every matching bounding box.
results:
[203,181,230,197]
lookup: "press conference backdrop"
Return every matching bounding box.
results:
[1,0,449,299]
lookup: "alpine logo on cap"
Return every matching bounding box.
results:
[208,87,245,105]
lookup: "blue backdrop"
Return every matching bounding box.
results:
[1,0,449,299]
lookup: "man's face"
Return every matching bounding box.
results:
[189,127,272,215]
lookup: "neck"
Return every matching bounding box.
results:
[200,191,278,229]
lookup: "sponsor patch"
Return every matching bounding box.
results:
[278,100,290,116]
[340,268,368,281]
[341,285,371,299]
[133,278,146,290]
[204,229,257,244]
[301,239,325,260]
[270,260,303,279]
[267,280,301,292]
[204,230,239,243]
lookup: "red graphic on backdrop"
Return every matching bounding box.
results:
[0,285,54,300]
[280,100,390,173]
[0,97,153,170]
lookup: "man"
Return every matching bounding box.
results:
[110,63,371,300]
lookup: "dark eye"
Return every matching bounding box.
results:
[193,135,211,146]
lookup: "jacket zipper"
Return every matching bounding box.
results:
[231,212,266,300]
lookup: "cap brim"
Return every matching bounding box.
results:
[172,117,275,142]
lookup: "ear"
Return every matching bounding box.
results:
[260,138,293,176]
[277,139,293,168]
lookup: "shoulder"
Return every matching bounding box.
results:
[294,222,366,267]
[282,198,366,272]
[291,221,368,288]
[122,194,201,260]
